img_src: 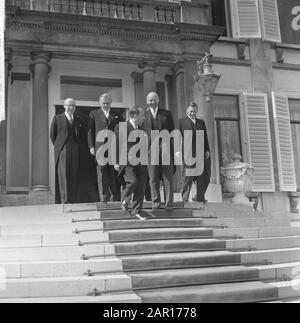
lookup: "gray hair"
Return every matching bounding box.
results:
[99,93,112,101]
[146,92,159,101]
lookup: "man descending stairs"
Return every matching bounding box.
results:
[0,203,300,303]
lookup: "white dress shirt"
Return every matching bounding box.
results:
[65,112,74,124]
[188,115,197,124]
[150,107,158,119]
[102,108,110,120]
[129,120,138,130]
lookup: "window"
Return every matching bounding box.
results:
[289,99,300,191]
[214,95,242,189]
[211,0,228,36]
[211,0,229,36]
[60,76,123,102]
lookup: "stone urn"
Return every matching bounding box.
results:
[221,154,254,205]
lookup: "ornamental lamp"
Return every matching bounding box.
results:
[194,53,221,102]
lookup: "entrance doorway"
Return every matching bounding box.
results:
[55,106,127,203]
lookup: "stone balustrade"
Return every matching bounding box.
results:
[6,0,211,25]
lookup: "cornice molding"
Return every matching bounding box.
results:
[6,10,223,44]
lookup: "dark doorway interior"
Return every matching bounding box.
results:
[55,106,127,203]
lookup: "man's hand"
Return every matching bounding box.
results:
[205,151,210,160]
[90,148,95,156]
[114,165,120,172]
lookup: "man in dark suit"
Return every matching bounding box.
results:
[50,98,82,204]
[114,107,148,220]
[87,93,123,204]
[142,92,175,211]
[178,102,210,209]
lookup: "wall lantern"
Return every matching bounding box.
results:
[194,53,221,102]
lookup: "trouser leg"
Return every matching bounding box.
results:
[147,165,161,208]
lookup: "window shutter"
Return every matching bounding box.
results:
[243,93,275,192]
[272,92,296,192]
[230,0,261,39]
[259,0,281,43]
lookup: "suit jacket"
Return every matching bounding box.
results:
[179,116,210,163]
[87,109,124,152]
[142,108,174,136]
[50,113,82,166]
[142,108,175,162]
[115,121,147,175]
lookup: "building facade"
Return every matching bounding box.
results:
[1,0,300,213]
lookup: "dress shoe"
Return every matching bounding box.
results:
[134,213,147,221]
[121,201,129,212]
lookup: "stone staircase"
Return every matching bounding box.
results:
[0,203,300,303]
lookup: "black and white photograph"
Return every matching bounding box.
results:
[0,0,300,307]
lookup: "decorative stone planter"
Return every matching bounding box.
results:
[221,154,254,205]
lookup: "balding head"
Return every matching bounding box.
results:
[146,92,159,109]
[64,98,76,115]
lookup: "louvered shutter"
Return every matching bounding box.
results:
[259,0,281,43]
[272,92,296,192]
[230,0,261,39]
[243,93,275,192]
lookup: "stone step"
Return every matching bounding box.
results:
[101,218,218,231]
[0,232,109,248]
[0,212,100,226]
[0,204,64,217]
[108,227,300,243]
[270,280,300,301]
[97,202,184,212]
[240,247,300,265]
[0,222,103,236]
[1,258,124,279]
[99,209,195,220]
[108,228,216,242]
[1,221,297,241]
[2,227,300,252]
[113,239,228,256]
[0,274,132,299]
[129,262,300,290]
[102,217,288,231]
[112,236,300,255]
[0,245,116,262]
[0,293,141,303]
[213,226,300,239]
[229,236,300,252]
[136,281,278,303]
[121,248,300,272]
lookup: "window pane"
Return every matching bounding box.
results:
[291,123,300,191]
[289,99,300,122]
[214,95,239,119]
[211,0,227,36]
[60,76,123,102]
[217,120,242,168]
[290,99,300,191]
